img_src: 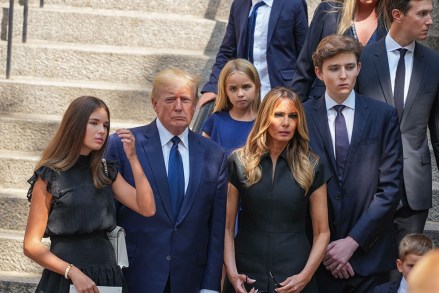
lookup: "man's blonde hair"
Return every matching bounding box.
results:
[150,68,199,104]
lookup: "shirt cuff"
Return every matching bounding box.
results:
[200,290,219,293]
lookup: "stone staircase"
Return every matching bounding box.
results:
[0,0,231,290]
[0,0,438,291]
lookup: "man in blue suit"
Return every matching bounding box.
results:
[198,0,308,106]
[357,0,439,244]
[304,35,403,293]
[106,69,228,293]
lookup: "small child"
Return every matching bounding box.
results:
[202,59,261,155]
[373,234,434,293]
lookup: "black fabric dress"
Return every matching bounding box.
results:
[27,155,128,293]
[223,151,327,293]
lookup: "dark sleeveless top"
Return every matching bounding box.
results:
[27,155,128,292]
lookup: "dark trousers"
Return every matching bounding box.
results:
[316,266,388,293]
[394,205,428,245]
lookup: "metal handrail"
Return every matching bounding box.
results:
[191,100,214,134]
[22,0,28,43]
[5,0,14,79]
[5,0,45,78]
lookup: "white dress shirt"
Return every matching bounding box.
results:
[250,0,273,99]
[397,276,407,293]
[385,34,415,106]
[325,91,356,158]
[156,118,190,193]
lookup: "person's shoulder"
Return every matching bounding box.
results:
[415,41,439,60]
[314,1,342,14]
[303,95,323,111]
[211,111,230,120]
[357,93,395,114]
[361,38,386,56]
[190,130,225,152]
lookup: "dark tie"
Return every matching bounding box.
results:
[246,1,265,63]
[168,136,184,218]
[333,105,349,182]
[394,48,407,120]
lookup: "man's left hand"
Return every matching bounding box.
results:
[323,237,359,274]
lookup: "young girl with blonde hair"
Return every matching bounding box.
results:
[202,59,261,155]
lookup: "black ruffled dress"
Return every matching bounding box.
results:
[27,155,128,293]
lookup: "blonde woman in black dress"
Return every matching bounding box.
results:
[223,88,330,293]
[23,96,155,293]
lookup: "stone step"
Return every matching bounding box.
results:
[0,112,146,153]
[0,0,232,20]
[0,189,29,231]
[0,77,154,121]
[0,151,39,190]
[3,5,226,52]
[0,271,39,292]
[0,229,44,274]
[424,221,439,247]
[0,40,214,84]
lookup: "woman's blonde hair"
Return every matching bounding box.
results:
[336,0,389,36]
[236,87,318,193]
[213,59,261,113]
[35,96,111,189]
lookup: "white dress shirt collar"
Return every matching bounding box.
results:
[398,277,407,293]
[156,118,189,150]
[385,34,415,54]
[251,0,273,9]
[325,90,356,111]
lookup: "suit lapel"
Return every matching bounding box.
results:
[373,40,394,105]
[237,1,252,56]
[311,97,337,176]
[343,95,369,182]
[141,120,174,223]
[176,131,204,226]
[401,42,425,127]
[267,0,283,45]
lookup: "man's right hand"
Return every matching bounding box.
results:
[197,92,217,108]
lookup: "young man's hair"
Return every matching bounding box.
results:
[399,233,434,260]
[388,0,414,22]
[312,35,362,70]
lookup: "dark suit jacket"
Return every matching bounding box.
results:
[201,0,308,94]
[304,94,403,276]
[373,280,400,293]
[292,1,387,101]
[106,120,228,293]
[357,39,439,211]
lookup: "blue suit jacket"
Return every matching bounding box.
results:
[201,0,308,94]
[357,39,439,211]
[106,120,228,293]
[292,1,387,101]
[304,94,403,276]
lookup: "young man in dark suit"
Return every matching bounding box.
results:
[356,0,439,244]
[199,0,308,106]
[106,69,228,293]
[304,35,403,293]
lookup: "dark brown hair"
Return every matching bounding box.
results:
[35,96,111,189]
[312,35,362,70]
